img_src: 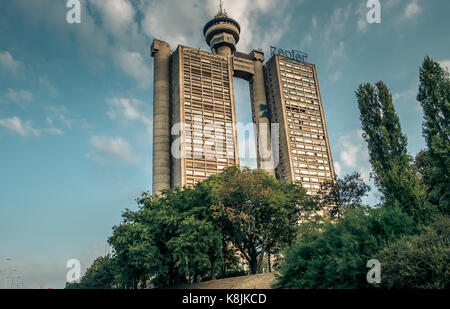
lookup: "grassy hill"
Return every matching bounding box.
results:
[184,273,276,289]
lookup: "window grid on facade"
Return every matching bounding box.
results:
[265,56,335,195]
[178,47,239,186]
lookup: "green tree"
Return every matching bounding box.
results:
[211,167,315,274]
[318,172,371,219]
[417,56,450,215]
[167,216,223,282]
[377,216,450,289]
[107,209,158,289]
[108,186,225,288]
[414,149,433,187]
[356,81,434,224]
[65,256,117,289]
[274,204,416,289]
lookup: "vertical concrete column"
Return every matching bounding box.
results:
[216,45,232,57]
[250,50,276,176]
[151,40,171,194]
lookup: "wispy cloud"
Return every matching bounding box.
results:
[323,5,352,43]
[87,135,138,164]
[45,117,64,135]
[0,51,23,75]
[44,105,92,131]
[141,0,291,52]
[403,0,421,20]
[107,97,152,126]
[333,130,371,183]
[6,88,33,103]
[393,86,421,111]
[69,0,151,88]
[114,50,152,89]
[0,117,39,137]
[0,115,64,138]
[38,77,58,97]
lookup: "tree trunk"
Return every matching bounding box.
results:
[249,254,259,275]
[268,253,272,273]
[257,250,265,274]
[221,264,226,279]
[210,259,216,280]
[250,262,258,274]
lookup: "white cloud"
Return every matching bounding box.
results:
[0,51,23,75]
[356,1,369,33]
[6,0,292,89]
[340,141,364,168]
[0,116,64,138]
[141,0,203,49]
[90,0,136,38]
[45,117,64,135]
[70,0,151,88]
[141,0,289,53]
[38,77,58,97]
[45,105,93,131]
[6,88,33,103]
[114,50,152,89]
[323,6,352,43]
[393,87,421,111]
[312,17,318,29]
[357,18,368,32]
[334,130,371,182]
[334,161,342,177]
[403,0,421,19]
[393,88,416,101]
[107,97,152,126]
[0,117,40,137]
[439,60,450,72]
[58,114,72,128]
[88,136,137,164]
[44,127,64,136]
[331,41,346,59]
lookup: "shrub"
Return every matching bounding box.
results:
[377,217,450,289]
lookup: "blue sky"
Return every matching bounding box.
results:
[0,0,449,288]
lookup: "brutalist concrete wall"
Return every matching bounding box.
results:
[151,40,172,194]
[250,50,276,176]
[171,47,183,189]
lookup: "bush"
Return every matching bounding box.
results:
[65,256,117,289]
[274,204,416,289]
[377,217,450,289]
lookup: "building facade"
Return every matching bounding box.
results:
[265,56,335,196]
[170,45,240,188]
[151,9,334,195]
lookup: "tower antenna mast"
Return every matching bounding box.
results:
[218,0,226,16]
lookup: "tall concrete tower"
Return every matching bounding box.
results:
[151,40,172,194]
[265,54,335,195]
[203,3,240,57]
[150,4,333,195]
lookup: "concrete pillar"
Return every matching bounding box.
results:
[151,40,171,194]
[250,50,276,176]
[216,45,232,57]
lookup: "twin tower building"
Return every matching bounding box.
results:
[151,9,335,195]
